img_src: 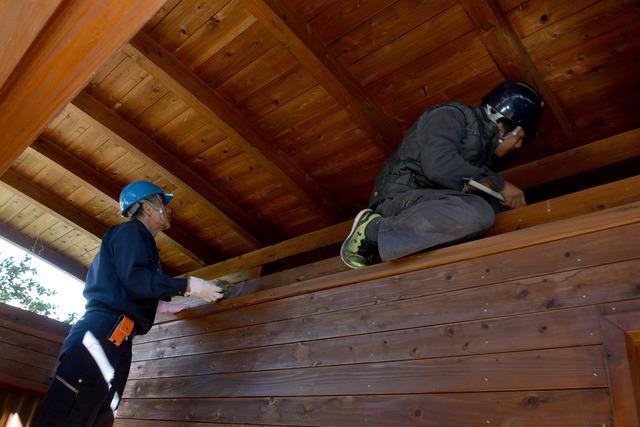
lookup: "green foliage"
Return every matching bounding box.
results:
[0,255,57,317]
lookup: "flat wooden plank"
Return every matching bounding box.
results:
[0,0,62,90]
[126,33,343,224]
[71,91,264,249]
[142,221,640,342]
[243,0,403,153]
[489,174,640,235]
[0,302,69,343]
[0,326,61,358]
[125,346,606,398]
[30,138,216,266]
[0,358,51,394]
[0,341,56,372]
[117,389,612,427]
[131,305,603,378]
[183,202,640,318]
[135,258,640,358]
[503,127,640,187]
[0,222,87,281]
[186,164,640,282]
[0,0,166,175]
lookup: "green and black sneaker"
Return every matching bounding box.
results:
[340,208,381,269]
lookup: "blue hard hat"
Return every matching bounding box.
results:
[482,80,543,134]
[119,181,174,217]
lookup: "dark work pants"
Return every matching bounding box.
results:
[36,311,133,427]
[374,189,498,261]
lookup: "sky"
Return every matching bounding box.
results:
[0,235,86,322]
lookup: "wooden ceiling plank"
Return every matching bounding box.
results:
[0,0,166,176]
[71,91,268,249]
[242,0,403,154]
[0,221,87,282]
[458,0,576,151]
[30,138,221,265]
[125,33,343,224]
[1,169,108,240]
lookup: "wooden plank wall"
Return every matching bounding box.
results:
[0,304,69,427]
[117,219,640,425]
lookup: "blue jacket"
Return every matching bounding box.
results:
[83,220,187,334]
[369,102,504,209]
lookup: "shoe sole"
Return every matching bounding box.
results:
[340,209,372,269]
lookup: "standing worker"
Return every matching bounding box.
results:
[341,80,543,269]
[37,181,224,426]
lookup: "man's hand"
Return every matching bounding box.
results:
[186,277,223,303]
[500,181,526,209]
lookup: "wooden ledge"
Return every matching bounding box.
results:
[157,201,640,323]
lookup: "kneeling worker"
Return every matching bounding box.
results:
[37,181,224,426]
[341,80,543,269]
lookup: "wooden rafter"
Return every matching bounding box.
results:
[1,169,108,239]
[125,33,343,224]
[0,0,166,175]
[30,138,221,265]
[0,222,87,281]
[71,91,270,249]
[242,0,403,154]
[458,0,575,151]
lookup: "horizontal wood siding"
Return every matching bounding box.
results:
[118,218,640,425]
[0,304,69,426]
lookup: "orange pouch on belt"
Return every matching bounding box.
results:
[108,315,135,346]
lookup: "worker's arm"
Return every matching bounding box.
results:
[110,223,187,299]
[418,107,505,191]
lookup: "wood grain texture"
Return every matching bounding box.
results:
[142,219,640,342]
[243,0,403,153]
[117,389,612,426]
[126,33,344,224]
[0,0,165,175]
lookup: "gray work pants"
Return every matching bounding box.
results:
[374,189,497,261]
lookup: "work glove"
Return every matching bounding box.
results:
[186,277,224,303]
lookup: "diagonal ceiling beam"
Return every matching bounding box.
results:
[30,137,221,265]
[125,33,344,223]
[458,0,575,151]
[242,0,403,154]
[71,91,270,249]
[0,0,165,175]
[1,169,108,239]
[0,222,87,282]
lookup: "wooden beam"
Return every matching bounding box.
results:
[242,0,403,154]
[489,174,640,235]
[183,201,640,319]
[1,169,108,239]
[0,222,87,281]
[186,171,640,280]
[126,33,344,224]
[30,138,221,265]
[502,127,640,189]
[186,220,351,279]
[458,0,575,151]
[0,0,63,90]
[0,0,165,175]
[71,91,269,249]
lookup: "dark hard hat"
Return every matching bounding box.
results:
[482,80,543,134]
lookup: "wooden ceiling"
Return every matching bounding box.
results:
[0,0,638,280]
